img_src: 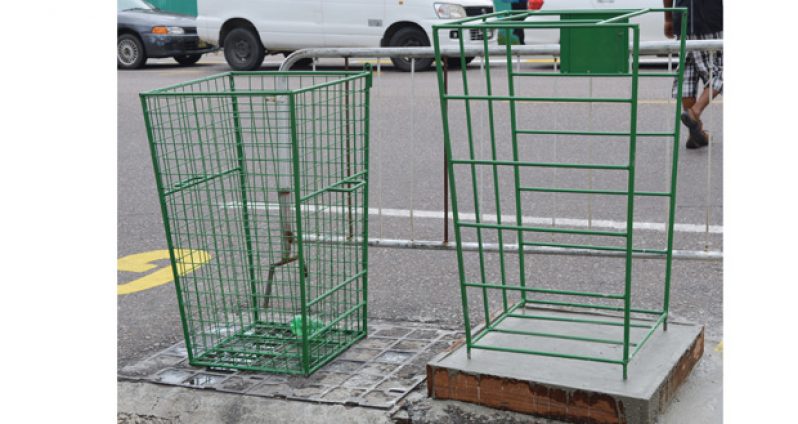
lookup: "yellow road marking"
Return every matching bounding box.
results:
[353,59,394,65]
[118,249,211,295]
[714,340,723,353]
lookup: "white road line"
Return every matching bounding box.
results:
[225,202,723,235]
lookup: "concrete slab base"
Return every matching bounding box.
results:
[426,309,704,424]
[119,321,460,409]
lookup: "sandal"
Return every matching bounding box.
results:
[685,130,709,149]
[681,109,709,148]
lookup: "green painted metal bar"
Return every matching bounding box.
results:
[189,94,232,339]
[433,26,474,357]
[230,70,366,77]
[208,347,302,359]
[445,94,631,103]
[622,25,642,380]
[306,301,367,339]
[140,72,232,95]
[439,21,635,30]
[459,221,628,238]
[163,168,240,196]
[299,171,367,201]
[140,95,197,363]
[292,74,370,94]
[451,158,629,170]
[598,8,651,24]
[504,37,529,308]
[307,270,367,307]
[434,7,687,28]
[512,72,678,78]
[630,312,667,359]
[144,90,295,97]
[188,361,310,376]
[524,298,662,315]
[635,190,671,197]
[507,313,652,329]
[305,332,367,375]
[663,10,689,332]
[471,343,625,365]
[229,75,261,324]
[326,180,366,193]
[521,240,668,255]
[515,129,674,138]
[143,74,366,97]
[288,92,311,374]
[464,282,625,299]
[361,66,372,336]
[457,27,492,328]
[520,186,670,197]
[491,327,637,347]
[470,301,526,345]
[482,26,509,313]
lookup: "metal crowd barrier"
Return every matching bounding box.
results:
[272,40,723,261]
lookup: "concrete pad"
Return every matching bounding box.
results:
[427,309,704,424]
[119,321,460,409]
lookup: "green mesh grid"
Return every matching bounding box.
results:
[140,70,372,375]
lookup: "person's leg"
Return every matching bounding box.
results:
[690,86,721,118]
[511,2,526,44]
[678,56,710,148]
[675,50,698,110]
[688,47,723,119]
[682,97,696,112]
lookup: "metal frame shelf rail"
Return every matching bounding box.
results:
[433,8,688,379]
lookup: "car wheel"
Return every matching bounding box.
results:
[118,34,146,69]
[174,54,203,66]
[224,27,265,71]
[388,27,433,72]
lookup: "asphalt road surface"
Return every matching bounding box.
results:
[118,52,722,368]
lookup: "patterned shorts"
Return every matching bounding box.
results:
[673,31,723,99]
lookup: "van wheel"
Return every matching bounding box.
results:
[388,27,433,72]
[224,27,265,71]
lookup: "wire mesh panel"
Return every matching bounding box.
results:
[433,9,688,379]
[141,70,372,375]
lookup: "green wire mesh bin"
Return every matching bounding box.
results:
[140,70,372,375]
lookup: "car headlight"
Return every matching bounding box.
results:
[434,3,467,19]
[151,26,185,35]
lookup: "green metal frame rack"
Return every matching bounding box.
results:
[433,8,688,379]
[141,70,372,375]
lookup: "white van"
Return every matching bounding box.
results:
[196,0,496,71]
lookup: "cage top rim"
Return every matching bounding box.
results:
[434,7,687,29]
[140,70,371,97]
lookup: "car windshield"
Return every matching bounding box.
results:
[118,0,157,12]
